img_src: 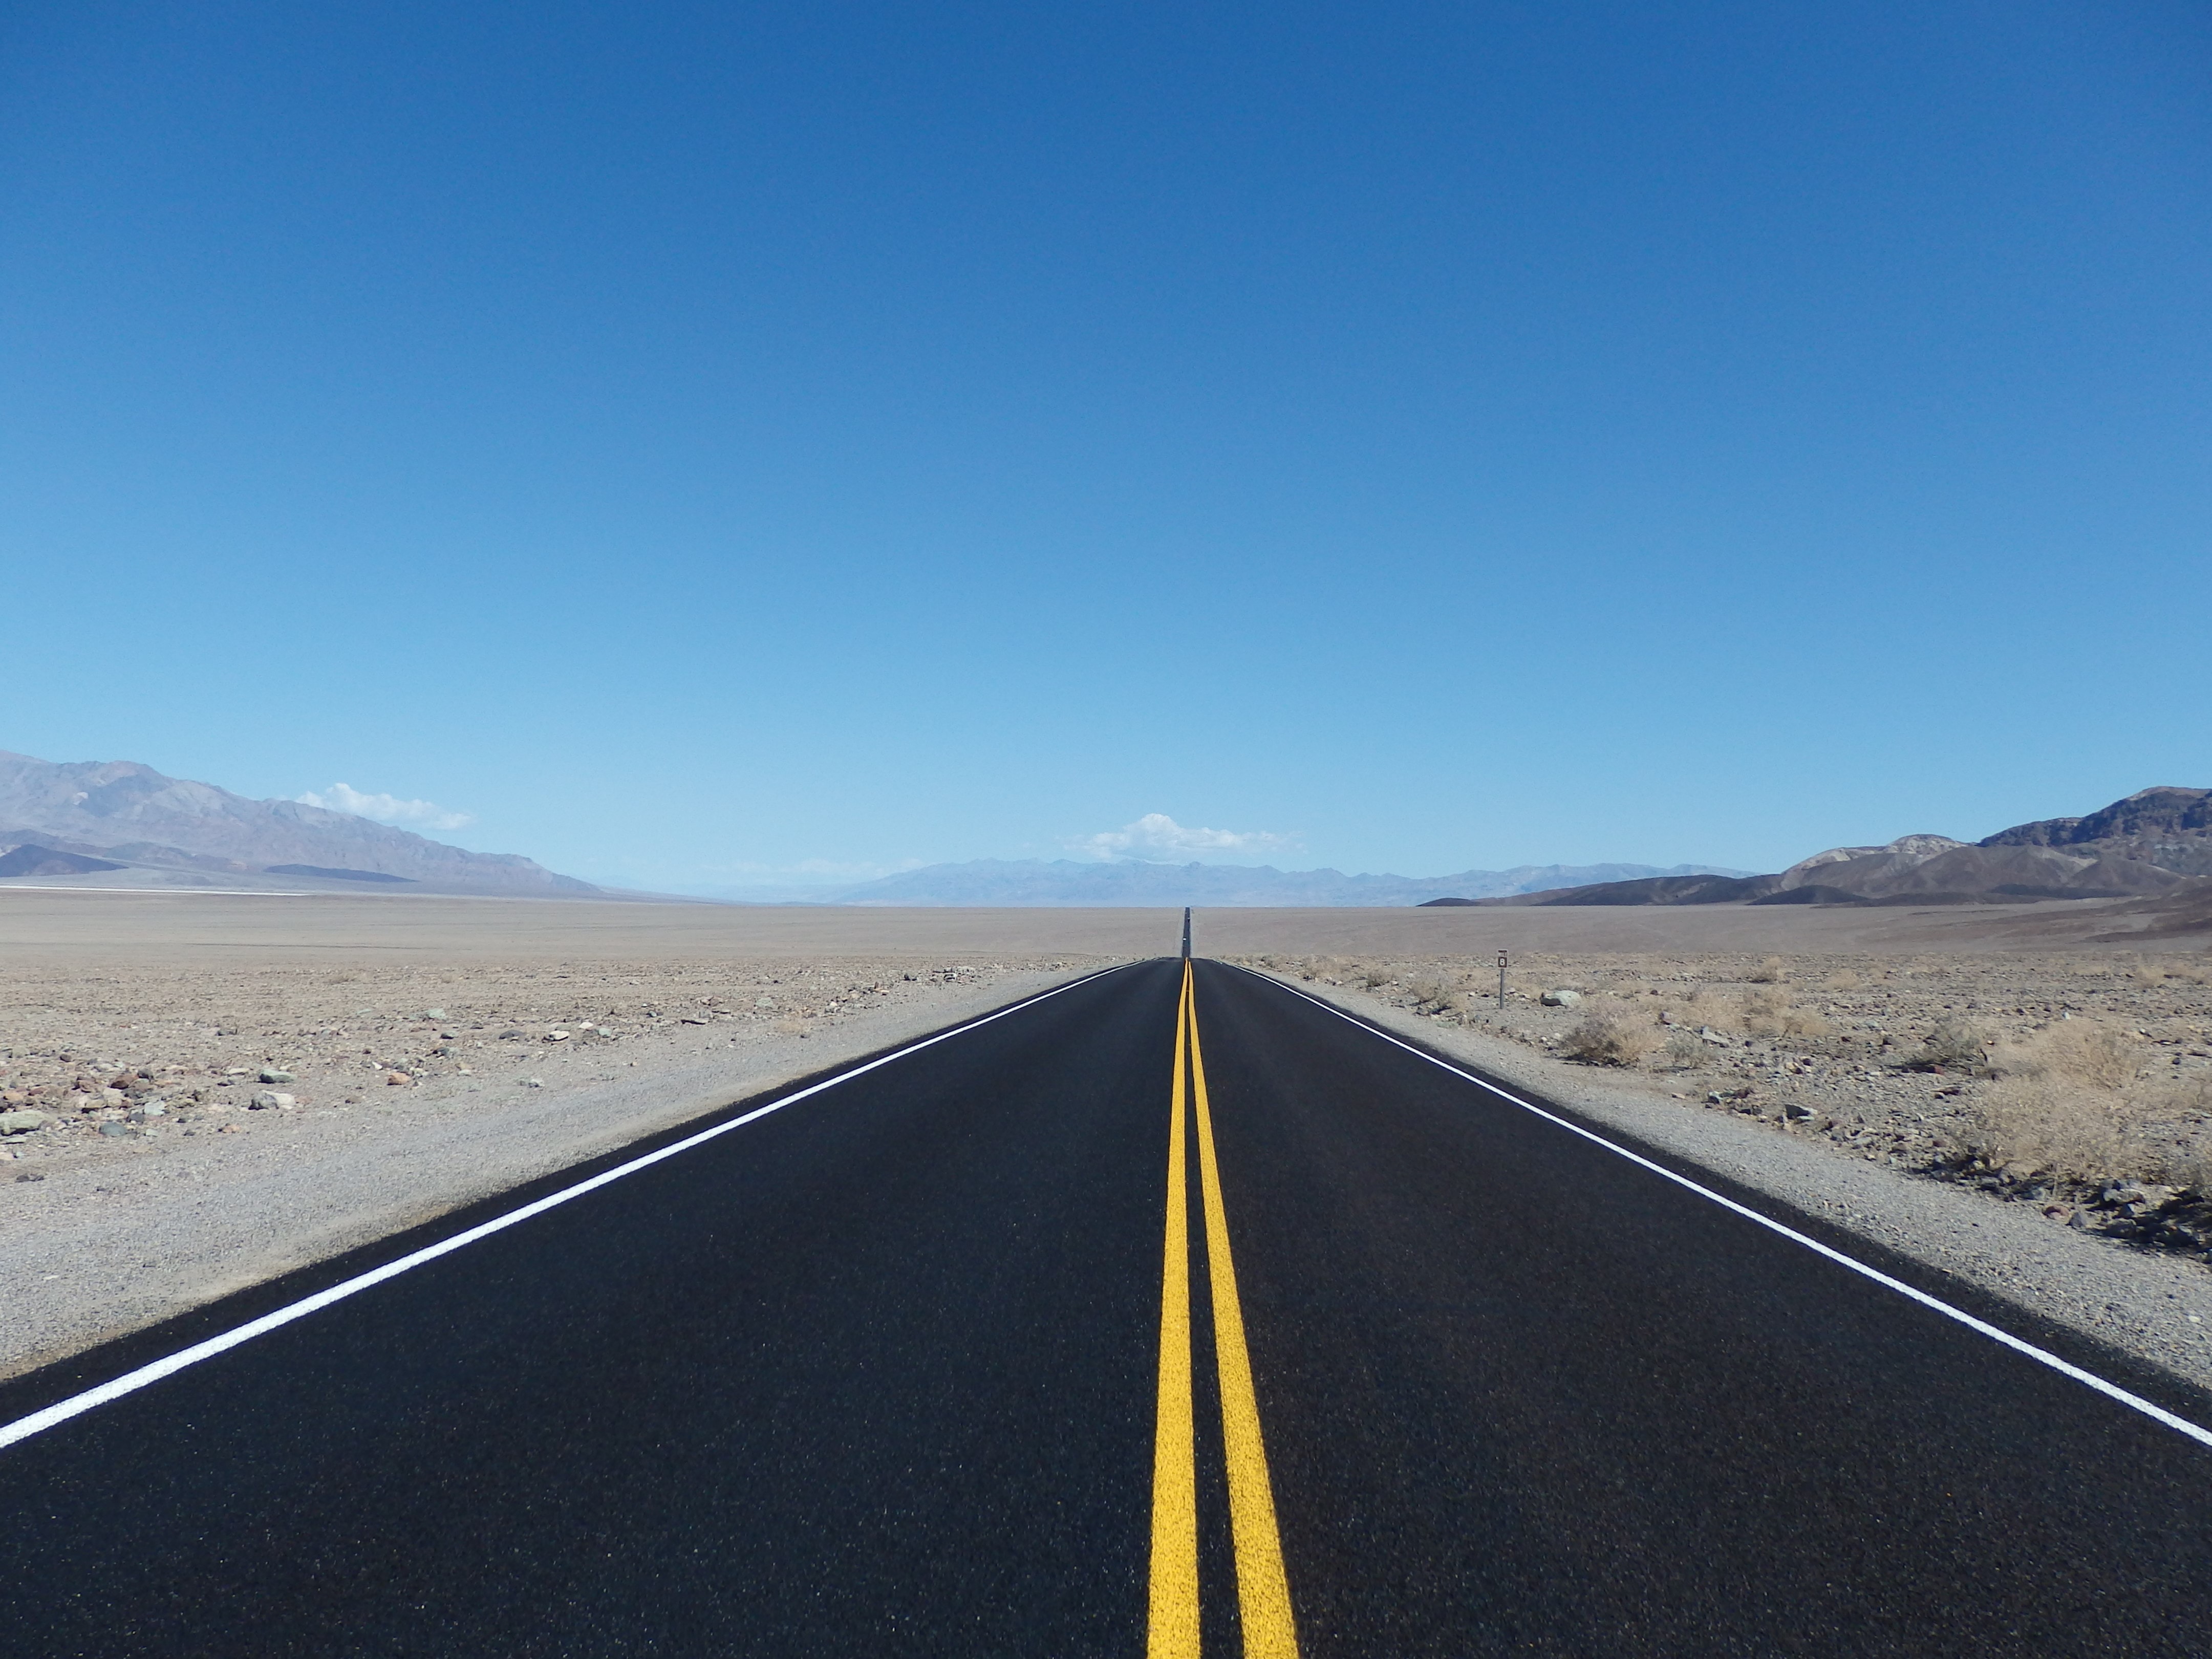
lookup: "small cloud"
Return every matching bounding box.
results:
[295,782,474,833]
[1068,812,1300,864]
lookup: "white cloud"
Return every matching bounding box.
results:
[294,782,475,832]
[1068,812,1300,864]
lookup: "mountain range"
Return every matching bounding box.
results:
[1455,788,2212,910]
[10,747,2198,917]
[818,858,1746,908]
[0,751,596,896]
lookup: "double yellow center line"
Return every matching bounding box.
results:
[1148,962,1299,1658]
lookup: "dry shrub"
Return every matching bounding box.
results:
[1989,1020,2135,1091]
[1971,1020,2203,1184]
[1968,1079,2149,1182]
[1660,1029,1710,1070]
[1359,965,1392,990]
[1748,956,1788,984]
[1409,978,1462,1014]
[1898,1018,1985,1072]
[1558,1009,1648,1067]
[1822,968,1861,992]
[2168,1100,2212,1194]
[1743,987,1830,1041]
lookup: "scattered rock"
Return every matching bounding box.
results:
[97,1123,134,1137]
[545,1030,571,1042]
[14,1171,44,1182]
[422,1008,448,1020]
[1540,989,1582,1008]
[258,1069,296,1084]
[524,1076,545,1088]
[250,1090,297,1110]
[385,1072,412,1087]
[0,1109,52,1135]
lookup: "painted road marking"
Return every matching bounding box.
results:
[1149,963,1301,1657]
[1188,980,1301,1657]
[1147,966,1200,1659]
[0,966,1128,1456]
[1250,969,2212,1454]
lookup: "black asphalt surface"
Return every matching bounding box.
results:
[4,958,2211,1655]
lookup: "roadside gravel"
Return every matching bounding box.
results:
[0,957,1114,1378]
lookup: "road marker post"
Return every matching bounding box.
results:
[1497,949,1508,1010]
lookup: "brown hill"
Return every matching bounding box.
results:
[1461,874,1782,908]
[1776,842,2190,902]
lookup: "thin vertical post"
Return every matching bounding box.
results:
[1182,907,1192,960]
[1497,949,1508,1010]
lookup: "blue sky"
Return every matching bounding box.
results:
[3,2,2206,894]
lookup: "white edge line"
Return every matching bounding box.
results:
[0,964,1133,1454]
[1235,966,2212,1452]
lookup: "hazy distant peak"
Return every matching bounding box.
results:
[822,856,1746,907]
[0,750,594,896]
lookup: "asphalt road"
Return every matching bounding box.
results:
[3,957,2210,1655]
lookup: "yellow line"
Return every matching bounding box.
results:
[1189,982,1301,1658]
[1146,964,1200,1659]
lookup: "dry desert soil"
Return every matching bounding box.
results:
[3,889,2209,1395]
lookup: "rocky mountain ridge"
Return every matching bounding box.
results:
[1980,785,2212,877]
[1464,789,2212,911]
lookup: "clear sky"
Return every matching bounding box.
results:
[3,2,2207,894]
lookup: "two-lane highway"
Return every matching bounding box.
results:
[3,957,2209,1654]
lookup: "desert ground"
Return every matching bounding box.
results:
[1233,944,2212,1227]
[3,889,2208,1385]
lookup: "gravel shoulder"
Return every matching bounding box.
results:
[1244,966,2212,1396]
[0,957,1115,1379]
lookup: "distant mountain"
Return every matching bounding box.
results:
[1474,788,2212,909]
[0,751,596,896]
[825,858,1745,908]
[0,844,125,878]
[1427,873,1777,908]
